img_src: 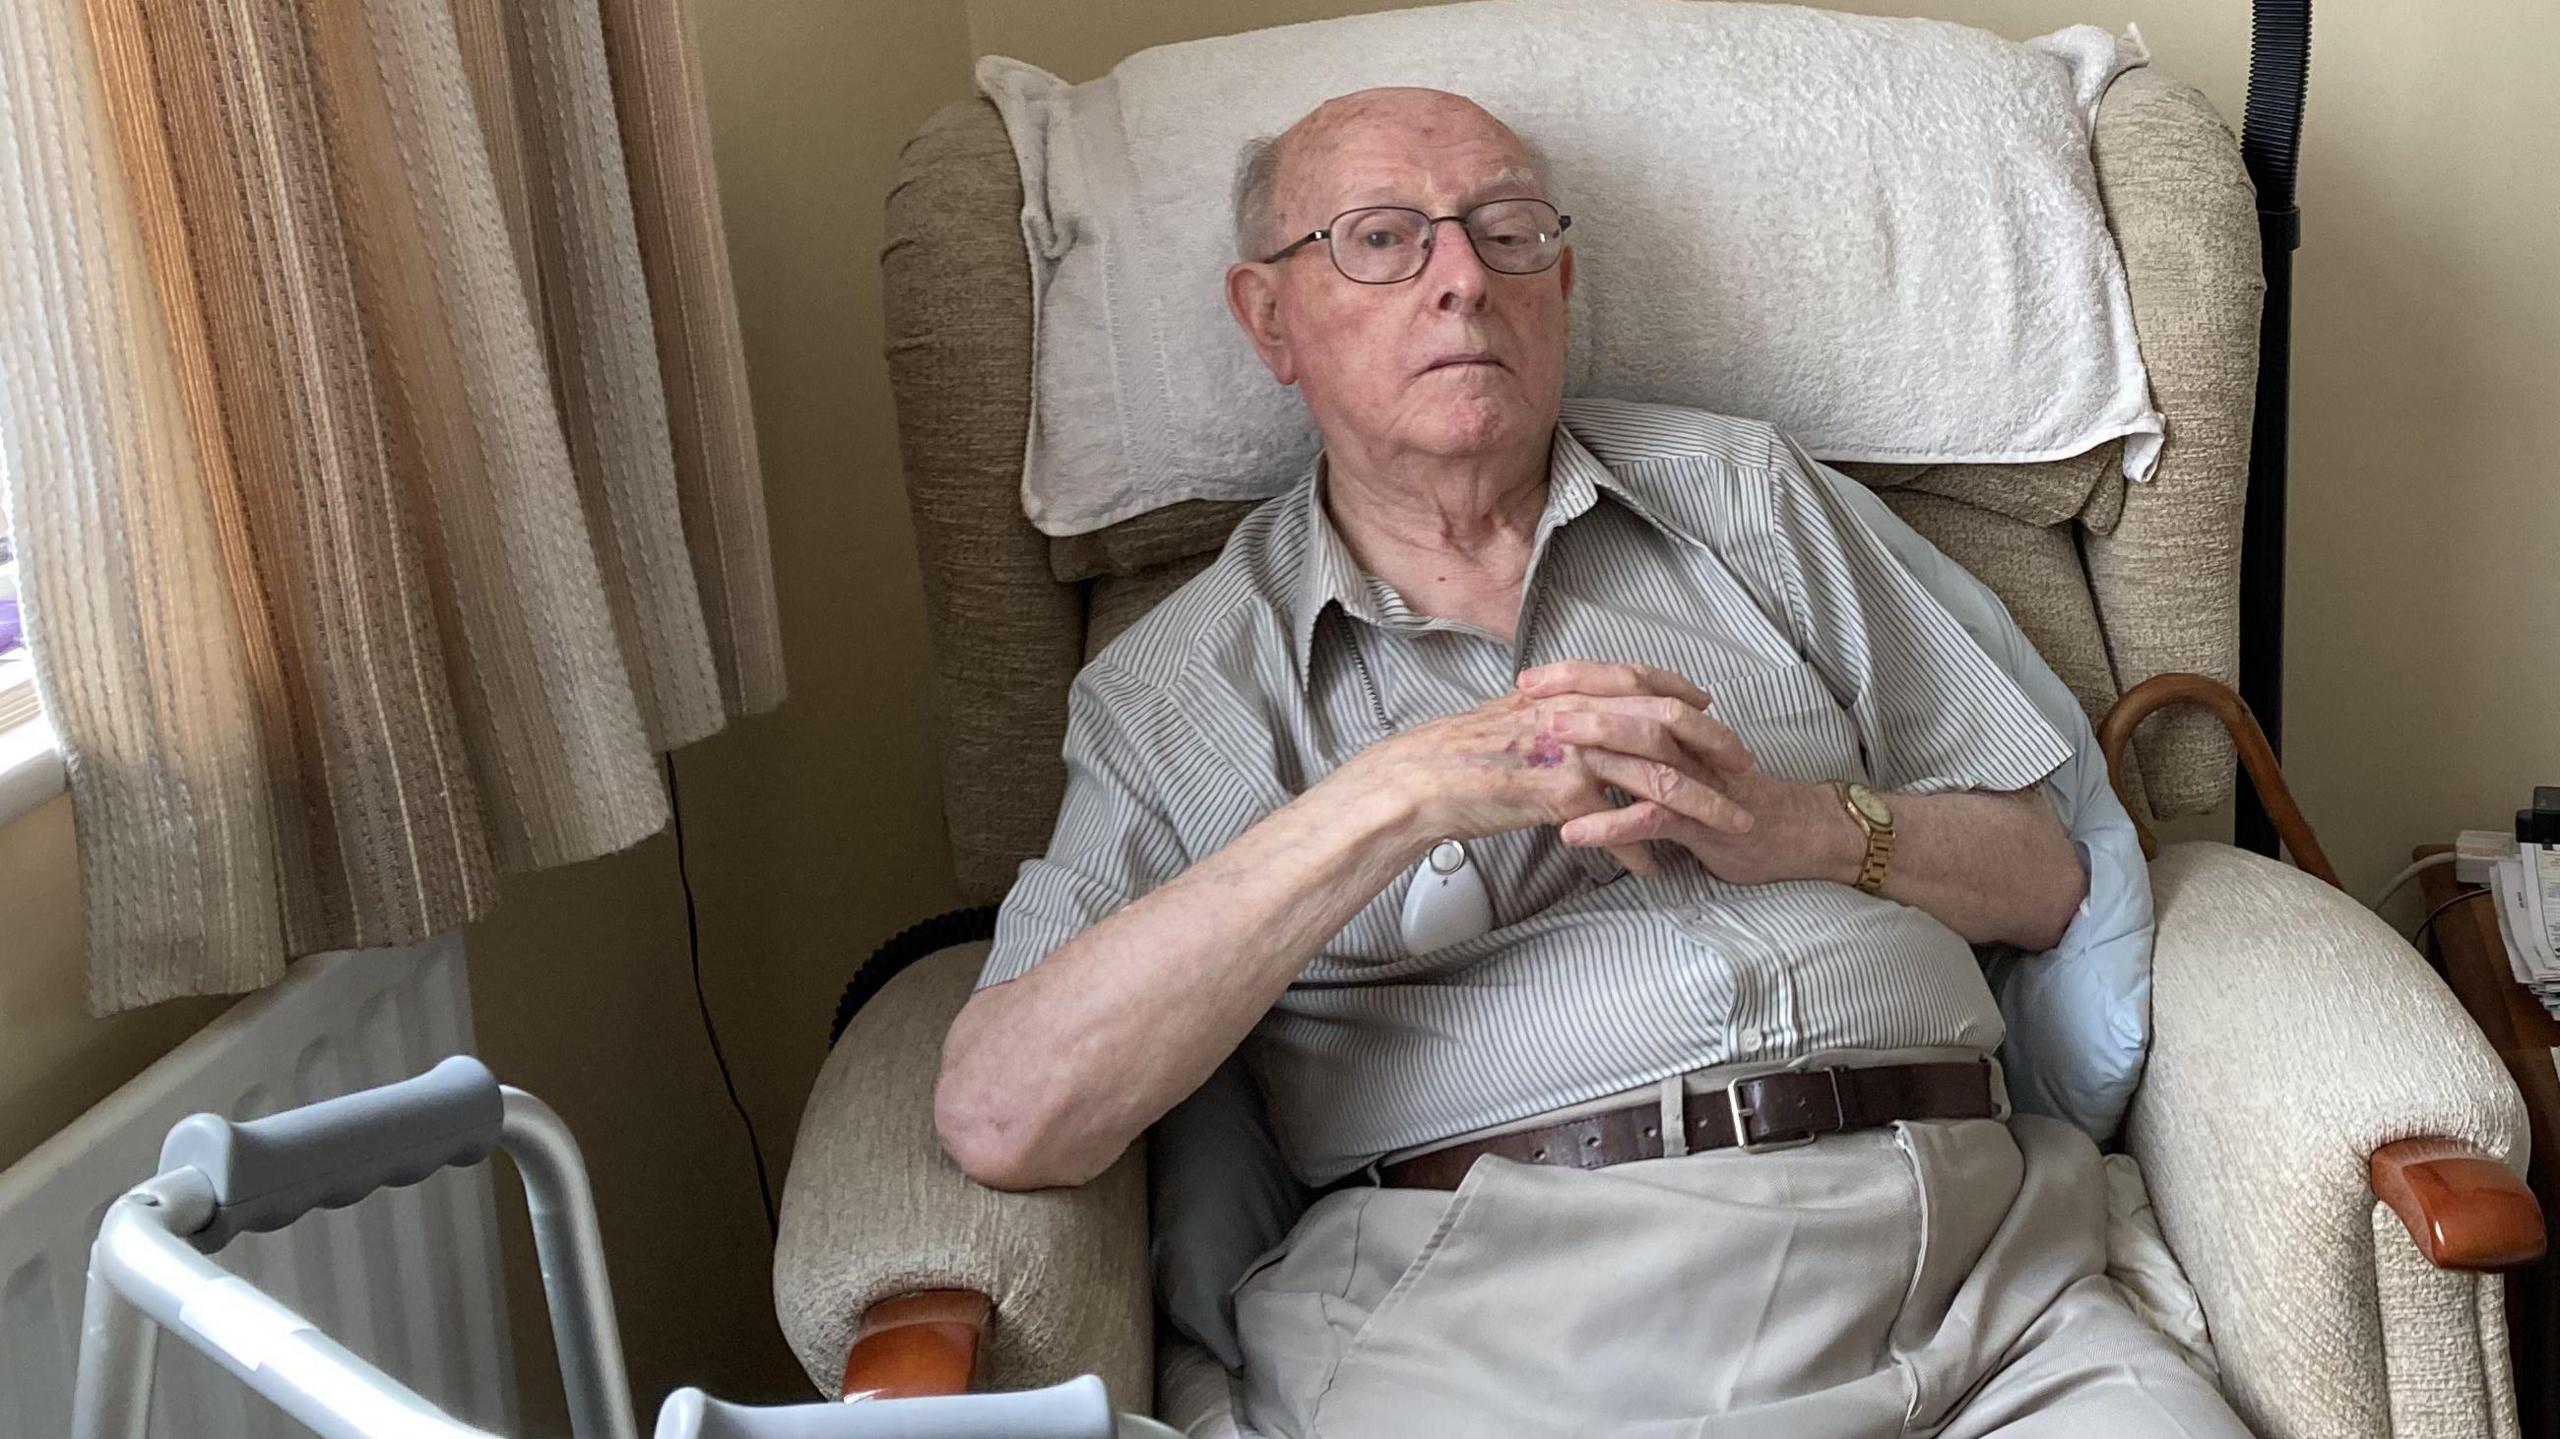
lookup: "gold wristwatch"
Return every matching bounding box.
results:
[1834,781,1896,895]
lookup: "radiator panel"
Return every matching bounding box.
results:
[0,934,518,1436]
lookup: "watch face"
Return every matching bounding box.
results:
[1847,784,1892,826]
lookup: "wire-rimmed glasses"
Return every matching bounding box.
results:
[1260,198,1572,284]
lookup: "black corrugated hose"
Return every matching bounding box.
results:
[828,905,1001,1048]
[2233,1,2310,858]
[2242,2,2312,229]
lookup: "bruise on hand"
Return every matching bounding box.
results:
[1502,727,1567,769]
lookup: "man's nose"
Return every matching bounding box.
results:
[1419,217,1491,313]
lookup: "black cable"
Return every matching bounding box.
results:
[667,752,778,1241]
[2413,885,2488,954]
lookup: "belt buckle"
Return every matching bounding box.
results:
[1727,1072,1827,1153]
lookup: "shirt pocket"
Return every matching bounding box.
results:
[1707,660,1867,786]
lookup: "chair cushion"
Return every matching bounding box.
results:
[2076,68,2264,820]
[1048,455,2116,585]
[774,945,1153,1403]
[981,1,2163,538]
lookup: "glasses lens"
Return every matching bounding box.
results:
[1330,208,1431,283]
[1465,200,1564,274]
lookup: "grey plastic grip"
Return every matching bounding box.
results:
[651,1377,1118,1439]
[158,1055,506,1253]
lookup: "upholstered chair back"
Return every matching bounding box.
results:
[881,67,2261,900]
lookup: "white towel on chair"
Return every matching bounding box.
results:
[978,0,2164,537]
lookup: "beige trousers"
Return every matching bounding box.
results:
[1231,1111,2248,1438]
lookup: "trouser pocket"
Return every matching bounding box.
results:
[1309,1137,1926,1439]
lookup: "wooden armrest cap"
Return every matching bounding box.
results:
[2371,1137,2546,1272]
[840,1289,994,1401]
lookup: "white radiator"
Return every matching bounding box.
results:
[0,933,520,1436]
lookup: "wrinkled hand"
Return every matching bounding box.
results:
[1515,660,1854,888]
[1334,669,1759,878]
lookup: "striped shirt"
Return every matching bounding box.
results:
[980,399,2073,1183]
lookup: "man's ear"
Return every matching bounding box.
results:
[1557,244,1575,306]
[1225,262,1298,386]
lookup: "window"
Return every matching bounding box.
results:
[0,532,30,732]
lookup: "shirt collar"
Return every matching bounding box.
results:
[1287,424,1647,682]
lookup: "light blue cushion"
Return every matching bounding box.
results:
[1816,461,2153,1142]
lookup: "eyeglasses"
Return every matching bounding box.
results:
[1261,198,1572,284]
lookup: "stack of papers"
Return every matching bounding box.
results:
[2491,850,2560,1018]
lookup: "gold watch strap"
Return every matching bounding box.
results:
[1836,782,1895,895]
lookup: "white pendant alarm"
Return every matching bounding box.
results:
[1399,838,1495,953]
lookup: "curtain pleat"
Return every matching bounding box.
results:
[2,0,781,1012]
[0,0,285,1008]
[300,0,668,871]
[84,0,498,957]
[485,0,727,751]
[447,0,544,321]
[594,0,786,716]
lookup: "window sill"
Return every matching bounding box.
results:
[0,716,65,829]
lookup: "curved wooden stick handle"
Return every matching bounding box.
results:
[2096,672,2340,888]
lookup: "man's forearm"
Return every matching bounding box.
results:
[1826,786,2085,950]
[937,774,1429,1191]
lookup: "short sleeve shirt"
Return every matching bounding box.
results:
[978,399,2072,1183]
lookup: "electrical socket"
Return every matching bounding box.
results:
[2458,829,2515,887]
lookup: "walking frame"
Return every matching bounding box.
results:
[68,1057,1133,1439]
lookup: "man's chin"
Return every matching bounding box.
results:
[1403,394,1551,458]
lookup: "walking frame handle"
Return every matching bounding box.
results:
[73,1070,642,1439]
[653,1376,1117,1439]
[159,1054,506,1252]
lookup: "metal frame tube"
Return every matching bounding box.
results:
[65,1173,202,1439]
[498,1087,641,1439]
[69,1170,499,1439]
[68,1085,646,1439]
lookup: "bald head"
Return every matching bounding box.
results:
[1231,88,1547,259]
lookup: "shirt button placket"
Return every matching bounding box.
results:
[1670,887,1775,1060]
[1661,887,1738,1057]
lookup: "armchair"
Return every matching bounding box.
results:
[773,38,2538,1439]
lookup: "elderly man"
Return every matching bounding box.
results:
[936,88,2248,1438]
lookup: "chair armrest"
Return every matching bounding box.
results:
[2125,842,2532,1437]
[2370,1137,2543,1271]
[772,941,1151,1407]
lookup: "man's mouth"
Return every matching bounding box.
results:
[1422,353,1506,374]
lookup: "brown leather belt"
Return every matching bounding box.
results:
[1373,1060,1999,1191]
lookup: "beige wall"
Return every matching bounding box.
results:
[0,794,226,1170]
[4,0,2552,1423]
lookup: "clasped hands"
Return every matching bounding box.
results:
[1346,659,1858,888]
